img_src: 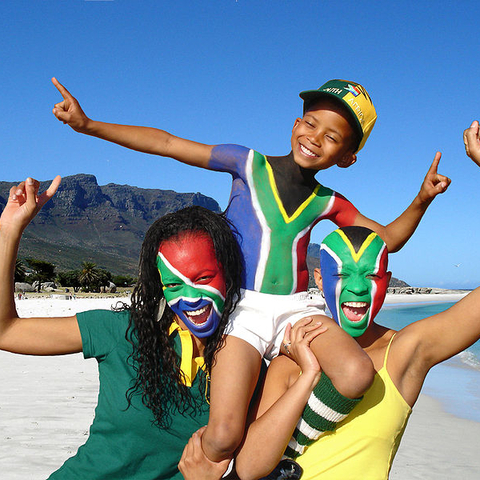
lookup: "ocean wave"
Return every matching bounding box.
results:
[456,350,480,371]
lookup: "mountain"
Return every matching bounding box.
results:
[0,174,410,287]
[0,174,220,276]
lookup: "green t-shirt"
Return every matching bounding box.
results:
[48,309,209,480]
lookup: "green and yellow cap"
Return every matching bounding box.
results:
[299,79,377,152]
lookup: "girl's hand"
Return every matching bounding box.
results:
[0,176,61,234]
[281,317,327,378]
[179,427,231,480]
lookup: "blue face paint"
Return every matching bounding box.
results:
[157,233,226,339]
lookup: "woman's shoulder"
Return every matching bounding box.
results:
[77,307,131,339]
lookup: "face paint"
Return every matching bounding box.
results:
[320,230,389,337]
[157,233,226,338]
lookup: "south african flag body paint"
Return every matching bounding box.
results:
[320,228,389,337]
[209,145,358,294]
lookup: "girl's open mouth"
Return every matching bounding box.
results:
[184,304,212,326]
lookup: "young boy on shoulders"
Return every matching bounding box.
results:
[52,78,450,463]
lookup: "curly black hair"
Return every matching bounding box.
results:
[125,206,243,428]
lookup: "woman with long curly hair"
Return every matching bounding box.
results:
[0,175,242,479]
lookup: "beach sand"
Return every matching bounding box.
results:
[1,294,479,479]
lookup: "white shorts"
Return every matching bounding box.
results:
[225,289,326,360]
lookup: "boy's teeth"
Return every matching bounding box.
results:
[342,302,369,322]
[300,144,318,157]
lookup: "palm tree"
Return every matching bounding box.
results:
[15,259,27,283]
[79,262,101,292]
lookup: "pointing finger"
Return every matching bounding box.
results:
[52,77,74,101]
[427,152,442,175]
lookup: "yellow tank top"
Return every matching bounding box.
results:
[297,335,412,480]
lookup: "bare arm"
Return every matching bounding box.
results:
[386,288,480,407]
[0,176,82,355]
[51,78,214,168]
[353,152,451,252]
[411,288,480,368]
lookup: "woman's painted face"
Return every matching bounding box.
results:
[157,232,226,338]
[320,230,389,337]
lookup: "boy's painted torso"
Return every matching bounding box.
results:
[209,145,358,294]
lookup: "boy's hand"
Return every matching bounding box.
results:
[52,78,90,133]
[281,317,327,377]
[179,427,231,480]
[0,176,61,234]
[418,152,451,204]
[463,120,480,167]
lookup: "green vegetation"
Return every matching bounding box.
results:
[17,257,136,293]
[25,258,56,292]
[14,259,27,283]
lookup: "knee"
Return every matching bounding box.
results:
[203,419,245,461]
[333,354,375,399]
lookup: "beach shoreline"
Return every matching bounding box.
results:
[1,294,479,479]
[384,291,468,305]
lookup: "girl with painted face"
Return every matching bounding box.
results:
[199,224,480,480]
[156,233,226,339]
[0,176,242,480]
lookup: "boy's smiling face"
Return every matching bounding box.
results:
[318,229,390,337]
[157,232,226,338]
[291,97,357,172]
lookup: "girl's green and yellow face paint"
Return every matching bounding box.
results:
[320,229,389,337]
[156,232,226,338]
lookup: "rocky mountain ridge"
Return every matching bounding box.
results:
[0,174,220,275]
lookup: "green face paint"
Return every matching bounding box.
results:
[320,229,389,337]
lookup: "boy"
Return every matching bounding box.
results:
[52,78,450,462]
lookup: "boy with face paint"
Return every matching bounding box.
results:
[230,219,480,480]
[52,77,451,463]
[319,228,389,338]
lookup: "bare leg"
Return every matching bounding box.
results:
[202,335,262,461]
[308,315,374,398]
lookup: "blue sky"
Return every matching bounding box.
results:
[1,0,479,289]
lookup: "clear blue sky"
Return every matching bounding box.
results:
[1,1,479,289]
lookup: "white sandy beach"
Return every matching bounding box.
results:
[1,294,479,479]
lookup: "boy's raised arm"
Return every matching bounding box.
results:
[51,78,214,169]
[353,152,450,252]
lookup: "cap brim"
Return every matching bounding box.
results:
[299,90,363,142]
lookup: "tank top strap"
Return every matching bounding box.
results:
[382,332,397,369]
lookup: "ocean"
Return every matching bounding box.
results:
[377,301,480,423]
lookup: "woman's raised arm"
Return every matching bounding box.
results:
[0,176,82,355]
